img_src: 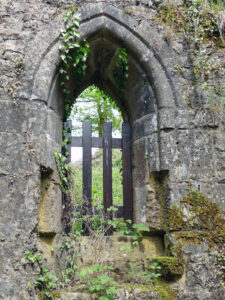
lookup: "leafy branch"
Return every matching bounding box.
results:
[59,8,90,120]
[22,252,59,299]
[115,48,129,97]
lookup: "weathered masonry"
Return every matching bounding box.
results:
[0,1,225,299]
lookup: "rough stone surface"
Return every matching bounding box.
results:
[55,287,161,300]
[0,1,224,299]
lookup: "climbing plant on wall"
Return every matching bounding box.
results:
[115,47,129,98]
[59,8,90,120]
[56,7,129,194]
[55,8,90,192]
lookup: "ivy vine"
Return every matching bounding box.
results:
[55,9,130,195]
[59,8,90,120]
[54,152,70,194]
[55,8,90,192]
[115,47,129,97]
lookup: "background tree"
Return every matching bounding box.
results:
[69,85,123,206]
[70,85,122,137]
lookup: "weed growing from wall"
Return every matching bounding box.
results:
[23,203,166,299]
[157,0,225,108]
[22,252,59,299]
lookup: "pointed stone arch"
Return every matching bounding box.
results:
[18,3,185,229]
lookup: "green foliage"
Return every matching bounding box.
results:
[127,261,162,284]
[71,85,122,137]
[70,149,123,206]
[155,281,176,300]
[157,0,225,104]
[68,205,153,299]
[23,252,59,299]
[148,257,184,280]
[54,152,70,194]
[59,8,90,120]
[158,0,224,44]
[115,48,129,97]
[79,264,117,299]
[23,251,43,264]
[61,257,78,286]
[107,215,150,247]
[140,262,162,282]
[24,207,169,299]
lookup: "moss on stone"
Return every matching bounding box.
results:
[155,281,176,300]
[156,2,224,47]
[169,190,225,249]
[169,205,187,231]
[52,283,176,300]
[147,256,184,280]
[131,282,176,300]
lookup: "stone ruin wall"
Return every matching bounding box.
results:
[0,0,225,299]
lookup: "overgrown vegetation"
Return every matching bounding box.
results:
[59,8,90,120]
[157,0,225,108]
[70,149,123,206]
[70,85,122,137]
[30,6,188,299]
[158,0,224,44]
[22,252,59,299]
[147,257,184,280]
[169,190,225,246]
[169,190,225,288]
[24,203,170,299]
[114,47,129,98]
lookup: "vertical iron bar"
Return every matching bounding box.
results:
[122,122,133,222]
[103,122,112,212]
[83,121,92,210]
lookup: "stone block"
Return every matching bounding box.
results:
[0,132,38,174]
[31,43,60,102]
[148,133,160,172]
[133,113,157,140]
[48,72,64,118]
[158,108,176,130]
[46,108,62,145]
[126,66,156,121]
[133,185,147,224]
[0,101,28,134]
[0,100,48,136]
[38,134,61,170]
[159,130,176,170]
[79,234,163,267]
[176,109,191,129]
[146,170,169,232]
[133,138,149,186]
[215,134,225,152]
[55,287,161,300]
[38,173,62,235]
